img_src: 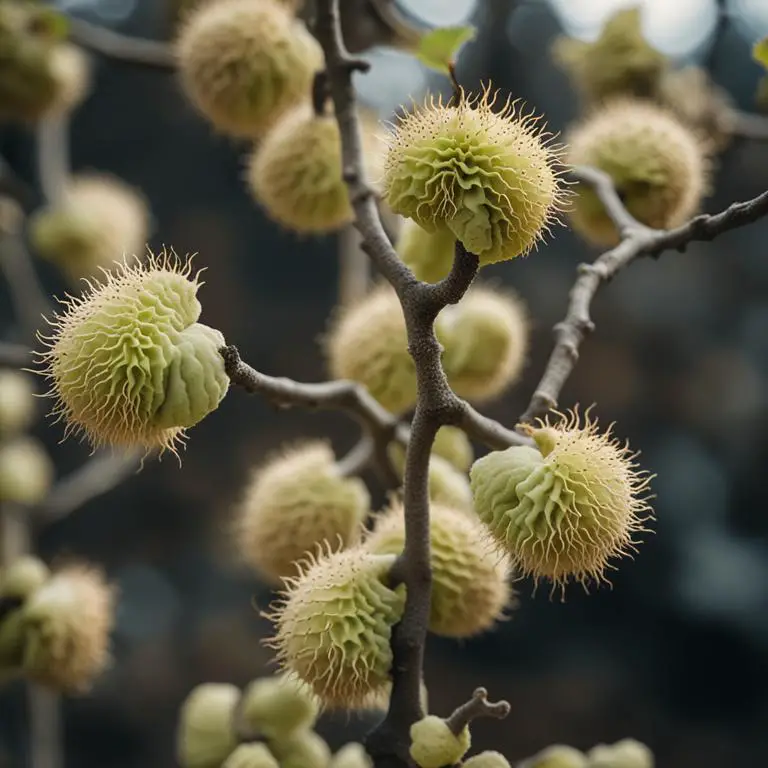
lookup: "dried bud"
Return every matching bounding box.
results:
[236,442,369,585]
[266,547,405,709]
[331,743,372,768]
[30,173,150,283]
[588,739,654,768]
[0,370,36,437]
[37,252,229,454]
[366,503,512,638]
[177,683,240,768]
[239,673,319,741]
[271,731,331,768]
[175,0,322,138]
[520,745,588,768]
[0,436,53,505]
[20,564,114,691]
[566,99,709,246]
[222,744,279,768]
[463,751,511,768]
[395,219,456,284]
[470,409,652,591]
[409,716,470,768]
[383,87,566,266]
[438,287,529,403]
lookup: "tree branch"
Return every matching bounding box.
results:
[0,342,30,368]
[444,688,511,736]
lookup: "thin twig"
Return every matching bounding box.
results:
[730,110,768,141]
[0,342,31,368]
[444,687,511,736]
[67,18,175,68]
[36,117,71,206]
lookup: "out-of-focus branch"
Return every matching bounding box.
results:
[0,342,30,368]
[730,109,768,141]
[67,18,175,68]
[36,117,71,206]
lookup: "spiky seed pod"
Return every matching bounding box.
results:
[395,219,456,284]
[30,173,150,283]
[331,743,372,768]
[271,731,332,768]
[519,745,588,768]
[175,0,322,138]
[0,437,54,505]
[325,285,416,415]
[552,8,668,105]
[239,673,319,741]
[365,503,512,638]
[463,751,512,768]
[432,426,474,472]
[656,66,735,153]
[409,716,470,768]
[47,43,91,115]
[0,370,36,437]
[470,409,652,591]
[247,105,353,234]
[438,287,529,403]
[566,99,709,246]
[222,744,279,768]
[266,547,405,709]
[19,563,114,691]
[177,683,240,768]
[382,87,566,266]
[588,740,654,768]
[37,252,229,454]
[236,442,369,585]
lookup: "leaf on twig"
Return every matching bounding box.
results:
[415,25,476,74]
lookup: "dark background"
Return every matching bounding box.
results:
[2,0,768,766]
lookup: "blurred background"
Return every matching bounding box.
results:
[2,0,768,766]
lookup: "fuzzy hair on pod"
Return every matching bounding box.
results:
[270,731,332,768]
[566,99,709,246]
[0,437,54,505]
[463,752,512,768]
[409,716,471,768]
[365,502,512,638]
[470,408,653,593]
[266,546,405,709]
[325,284,416,415]
[0,370,36,437]
[235,442,370,585]
[36,250,230,454]
[438,286,529,403]
[30,173,150,283]
[331,743,373,768]
[19,563,114,691]
[519,745,588,768]
[177,683,240,768]
[382,87,567,266]
[395,219,457,284]
[588,739,654,768]
[175,0,322,138]
[552,8,667,105]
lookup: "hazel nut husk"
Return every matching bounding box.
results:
[519,745,588,768]
[587,739,654,768]
[469,408,653,593]
[36,250,229,455]
[19,563,115,692]
[175,0,322,138]
[235,442,370,586]
[0,436,54,506]
[239,672,319,742]
[566,99,710,247]
[0,369,36,437]
[177,683,240,768]
[331,743,373,768]
[463,751,512,768]
[270,730,332,768]
[438,286,529,403]
[265,547,405,709]
[365,502,512,638]
[30,173,150,283]
[409,716,470,768]
[395,219,457,284]
[382,86,567,267]
[325,284,416,415]
[222,743,279,768]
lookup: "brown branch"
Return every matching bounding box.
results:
[730,109,768,141]
[0,342,30,368]
[67,18,175,68]
[444,688,511,736]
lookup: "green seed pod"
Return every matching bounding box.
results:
[438,287,529,403]
[566,99,709,246]
[247,105,353,234]
[239,672,319,741]
[266,547,405,709]
[271,731,331,768]
[175,0,322,138]
[463,751,511,768]
[366,503,512,638]
[432,426,474,473]
[325,285,416,415]
[588,739,654,768]
[552,8,668,105]
[331,743,372,768]
[409,716,470,768]
[0,436,54,505]
[30,173,150,283]
[395,219,456,284]
[470,409,653,591]
[382,87,566,266]
[222,744,279,768]
[236,442,370,586]
[37,251,230,454]
[520,745,588,768]
[177,683,240,768]
[0,370,36,437]
[19,563,114,691]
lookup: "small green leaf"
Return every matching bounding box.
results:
[415,25,476,75]
[753,36,768,70]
